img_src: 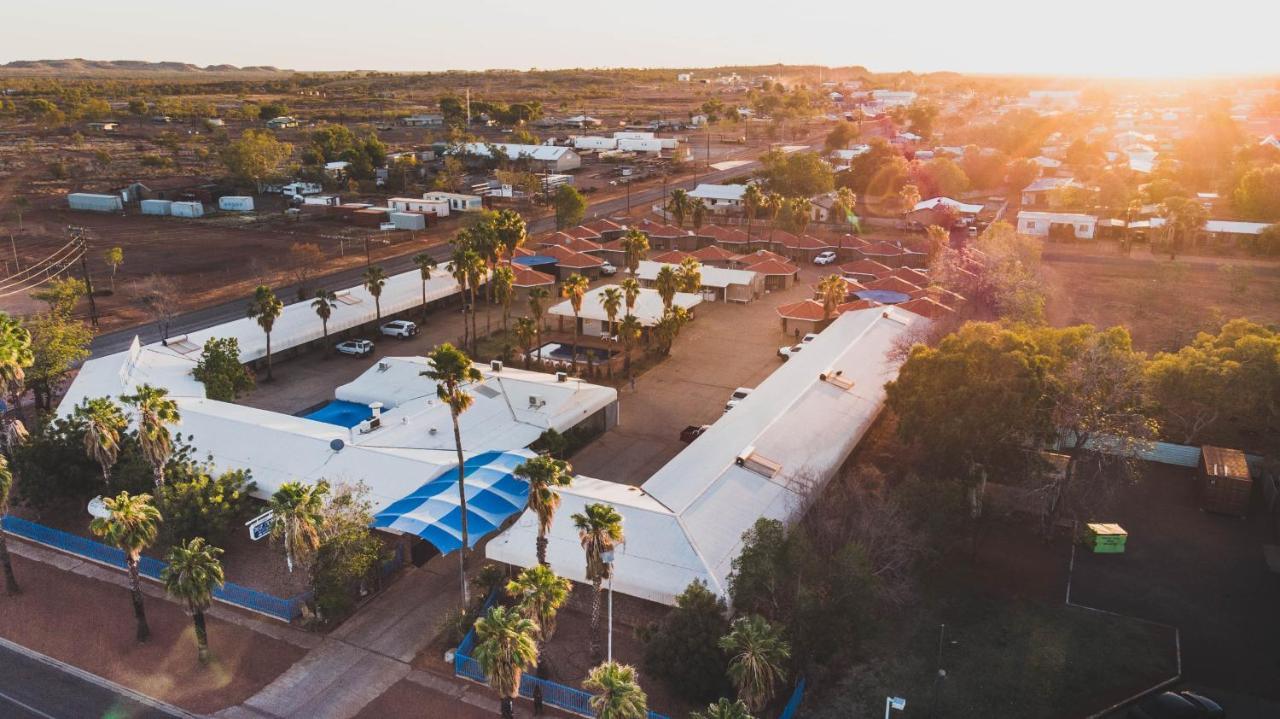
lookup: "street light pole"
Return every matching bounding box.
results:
[602,548,615,663]
[885,696,906,719]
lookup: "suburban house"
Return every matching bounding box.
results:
[838,258,892,282]
[388,197,450,217]
[689,183,748,212]
[422,191,484,212]
[697,224,751,249]
[636,219,696,250]
[859,241,927,269]
[742,257,800,291]
[1200,220,1271,244]
[909,196,984,226]
[1017,210,1098,240]
[541,244,606,280]
[548,285,701,338]
[634,259,763,303]
[1021,176,1078,207]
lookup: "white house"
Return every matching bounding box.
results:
[1018,210,1097,239]
[460,143,582,172]
[421,191,483,212]
[548,286,701,336]
[388,197,450,216]
[689,183,748,210]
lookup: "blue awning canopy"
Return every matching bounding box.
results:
[372,450,533,554]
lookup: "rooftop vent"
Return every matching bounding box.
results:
[556,371,568,383]
[377,360,391,372]
[491,360,503,372]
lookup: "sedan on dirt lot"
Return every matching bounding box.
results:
[814,250,838,265]
[1129,691,1224,719]
[600,261,618,276]
[335,339,374,357]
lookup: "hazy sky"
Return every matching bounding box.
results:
[5,1,1278,77]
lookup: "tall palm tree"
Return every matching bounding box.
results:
[76,397,128,489]
[473,605,540,719]
[413,253,438,320]
[492,264,516,340]
[506,564,571,642]
[583,661,648,719]
[742,184,763,244]
[560,273,589,365]
[162,537,225,664]
[667,189,691,228]
[599,287,623,336]
[0,456,20,595]
[122,384,179,487]
[691,201,707,232]
[0,314,32,422]
[514,454,573,566]
[423,343,482,605]
[620,229,649,276]
[816,273,846,324]
[764,192,783,247]
[527,287,550,365]
[692,698,754,719]
[449,240,473,349]
[514,317,537,368]
[90,491,162,642]
[572,502,623,662]
[654,265,678,311]
[719,615,790,713]
[464,251,487,351]
[676,257,702,293]
[268,480,328,573]
[362,265,388,322]
[493,209,528,263]
[312,289,337,356]
[246,285,283,381]
[617,315,642,382]
[620,278,640,315]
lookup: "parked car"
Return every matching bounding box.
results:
[724,387,754,412]
[335,339,374,357]
[680,425,710,443]
[814,250,838,265]
[1129,691,1224,719]
[777,333,819,359]
[600,261,618,276]
[380,320,419,338]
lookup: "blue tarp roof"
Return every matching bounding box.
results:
[371,450,533,554]
[513,255,559,267]
[855,289,910,304]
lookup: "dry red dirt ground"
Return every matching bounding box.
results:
[0,553,305,714]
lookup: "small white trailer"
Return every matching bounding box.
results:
[68,193,123,212]
[218,196,255,212]
[140,199,173,216]
[171,201,205,218]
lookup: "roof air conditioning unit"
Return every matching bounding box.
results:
[491,360,503,372]
[556,371,568,383]
[528,395,546,409]
[735,445,756,467]
[377,360,390,372]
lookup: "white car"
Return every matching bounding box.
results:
[335,339,374,357]
[599,261,618,276]
[814,250,838,265]
[723,387,754,412]
[380,320,418,338]
[778,333,819,359]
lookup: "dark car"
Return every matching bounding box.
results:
[1129,691,1224,719]
[680,425,710,443]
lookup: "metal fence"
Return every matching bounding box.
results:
[778,677,806,719]
[2,514,307,621]
[453,590,669,719]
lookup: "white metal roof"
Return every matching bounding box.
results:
[634,260,757,290]
[1017,210,1098,224]
[548,285,701,327]
[1204,220,1268,235]
[688,183,747,202]
[461,143,577,162]
[913,197,983,215]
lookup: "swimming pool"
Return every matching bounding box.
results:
[534,342,616,363]
[300,400,373,428]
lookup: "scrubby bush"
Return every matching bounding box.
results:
[642,580,732,704]
[157,465,256,547]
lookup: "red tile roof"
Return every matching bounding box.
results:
[767,229,801,246]
[689,245,740,262]
[513,246,537,258]
[838,259,892,278]
[582,218,625,234]
[909,285,966,305]
[889,267,931,285]
[738,249,793,266]
[512,265,556,287]
[650,250,693,264]
[776,299,828,321]
[898,297,955,319]
[698,224,750,244]
[865,275,922,293]
[539,232,602,253]
[835,299,878,313]
[862,241,907,256]
[564,225,602,240]
[781,234,835,250]
[746,259,800,276]
[636,218,688,237]
[542,244,604,268]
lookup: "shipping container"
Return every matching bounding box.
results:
[304,195,341,207]
[353,208,390,227]
[140,199,173,216]
[1199,445,1252,516]
[218,195,255,212]
[68,193,123,213]
[389,211,427,231]
[573,136,618,151]
[171,201,205,218]
[617,138,664,154]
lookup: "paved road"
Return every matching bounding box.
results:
[0,642,184,719]
[89,159,762,356]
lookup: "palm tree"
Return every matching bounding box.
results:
[465,252,487,351]
[514,317,537,369]
[493,209,528,263]
[246,285,283,381]
[312,289,337,356]
[667,189,691,228]
[560,273,589,365]
[514,455,573,566]
[0,314,32,422]
[692,201,707,232]
[122,384,179,487]
[676,257,702,293]
[616,315,642,382]
[268,480,327,573]
[653,306,690,356]
[413,252,438,320]
[742,184,763,244]
[162,537,225,664]
[599,287,623,336]
[76,397,128,489]
[473,605,539,719]
[0,456,20,595]
[764,192,783,246]
[719,615,790,713]
[423,343,483,604]
[527,287,550,365]
[572,502,623,662]
[692,698,754,719]
[492,264,516,341]
[787,197,811,235]
[363,265,388,322]
[898,184,921,221]
[816,273,846,324]
[620,229,649,275]
[506,564,571,642]
[90,491,162,642]
[654,265,678,311]
[583,661,648,719]
[449,241,473,349]
[620,278,640,315]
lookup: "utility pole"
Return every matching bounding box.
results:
[68,226,98,327]
[9,235,18,270]
[465,88,471,127]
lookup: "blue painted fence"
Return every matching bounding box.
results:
[778,677,806,719]
[3,514,309,621]
[454,591,669,719]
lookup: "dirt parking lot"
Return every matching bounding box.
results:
[1071,465,1280,718]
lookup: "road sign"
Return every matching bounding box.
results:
[246,510,275,541]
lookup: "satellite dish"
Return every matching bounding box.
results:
[330,438,345,451]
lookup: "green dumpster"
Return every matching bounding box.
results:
[1086,523,1127,554]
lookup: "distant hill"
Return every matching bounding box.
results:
[0,59,289,74]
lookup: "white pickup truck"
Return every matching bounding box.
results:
[379,320,419,339]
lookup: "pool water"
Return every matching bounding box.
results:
[535,343,616,363]
[301,400,373,428]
